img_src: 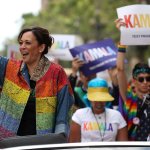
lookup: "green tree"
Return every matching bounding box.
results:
[20,0,149,63]
[21,0,136,42]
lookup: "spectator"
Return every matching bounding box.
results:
[107,66,119,109]
[68,57,96,108]
[69,78,128,142]
[69,57,120,110]
[115,18,150,141]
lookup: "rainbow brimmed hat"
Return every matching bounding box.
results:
[87,78,114,102]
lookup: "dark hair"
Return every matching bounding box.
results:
[132,63,150,78]
[18,26,54,55]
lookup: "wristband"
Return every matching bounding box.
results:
[118,47,126,53]
[117,43,126,53]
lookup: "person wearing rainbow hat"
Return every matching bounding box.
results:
[69,78,128,142]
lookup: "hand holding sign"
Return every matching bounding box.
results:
[69,39,117,76]
[117,4,150,45]
[71,57,85,77]
[115,18,126,30]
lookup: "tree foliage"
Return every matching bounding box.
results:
[22,0,135,42]
[20,0,149,62]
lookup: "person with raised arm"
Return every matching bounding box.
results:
[115,18,150,141]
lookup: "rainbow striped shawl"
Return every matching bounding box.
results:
[119,85,138,141]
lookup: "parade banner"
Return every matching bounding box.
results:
[46,34,83,60]
[117,5,150,45]
[69,39,117,76]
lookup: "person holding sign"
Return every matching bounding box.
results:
[0,26,74,141]
[68,57,96,109]
[69,78,128,142]
[69,39,121,111]
[115,18,150,141]
[69,57,120,110]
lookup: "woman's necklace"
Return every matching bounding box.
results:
[92,108,106,141]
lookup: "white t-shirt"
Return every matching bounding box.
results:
[72,107,127,142]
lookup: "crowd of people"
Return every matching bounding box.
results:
[0,15,150,145]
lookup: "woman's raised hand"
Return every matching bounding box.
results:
[115,18,126,30]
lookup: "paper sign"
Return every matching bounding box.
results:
[69,39,117,76]
[117,4,150,45]
[47,34,83,60]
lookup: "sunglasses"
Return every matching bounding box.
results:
[137,76,150,83]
